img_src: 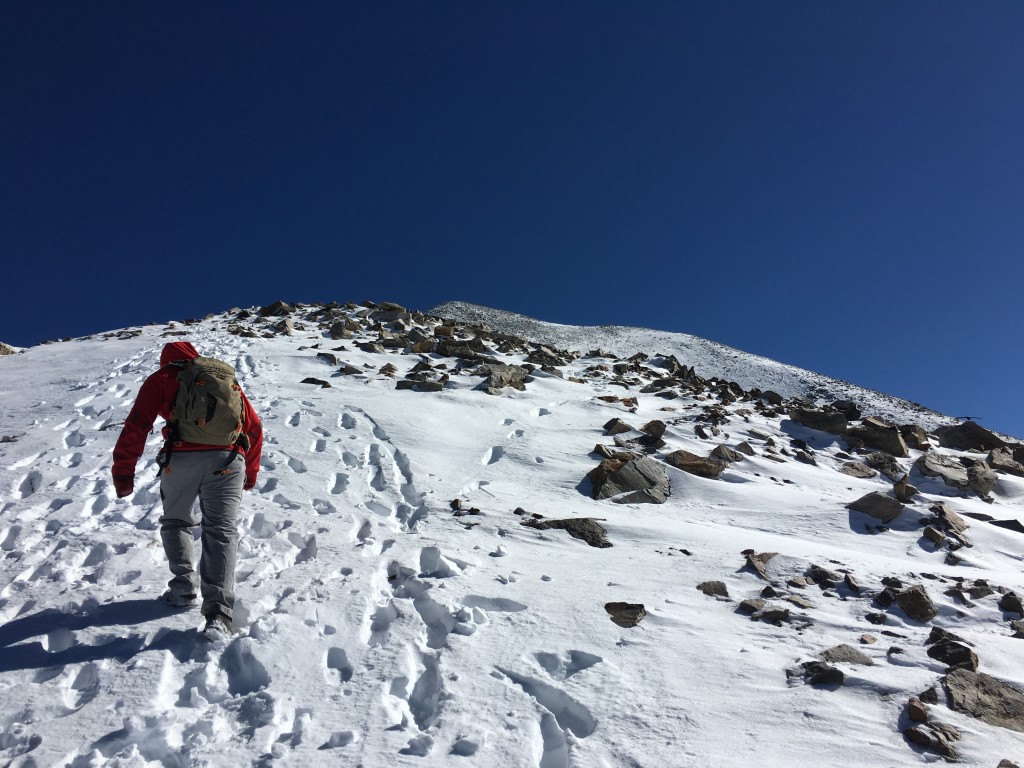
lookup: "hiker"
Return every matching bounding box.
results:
[111,341,263,639]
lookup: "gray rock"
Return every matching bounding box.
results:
[664,450,728,479]
[300,377,331,388]
[927,639,979,671]
[864,451,905,481]
[846,492,905,524]
[735,441,756,456]
[0,342,16,355]
[711,444,744,462]
[762,390,784,406]
[640,420,667,438]
[259,300,291,317]
[839,461,877,479]
[821,644,874,666]
[903,723,961,760]
[521,517,611,548]
[792,661,843,686]
[999,592,1024,615]
[478,363,529,394]
[738,598,767,614]
[989,447,1024,477]
[967,462,998,497]
[847,422,909,458]
[915,452,970,489]
[897,585,938,623]
[274,318,294,335]
[316,352,339,366]
[893,475,919,502]
[899,423,931,449]
[696,581,729,598]
[831,400,862,420]
[935,422,1007,452]
[588,456,670,504]
[744,551,779,580]
[604,602,646,628]
[944,669,1024,732]
[604,418,635,436]
[328,321,351,340]
[788,408,848,435]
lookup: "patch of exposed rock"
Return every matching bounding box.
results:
[520,517,611,548]
[588,455,669,504]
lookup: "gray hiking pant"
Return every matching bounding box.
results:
[159,450,244,619]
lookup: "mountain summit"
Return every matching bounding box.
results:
[0,299,1021,766]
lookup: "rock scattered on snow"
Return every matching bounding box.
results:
[587,455,670,504]
[846,492,905,524]
[604,602,646,628]
[943,669,1024,732]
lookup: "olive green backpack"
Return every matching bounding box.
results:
[170,357,245,446]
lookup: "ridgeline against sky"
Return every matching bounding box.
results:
[3,3,1022,436]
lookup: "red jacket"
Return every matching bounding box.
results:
[112,341,263,485]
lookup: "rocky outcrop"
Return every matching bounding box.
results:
[0,342,15,355]
[605,602,646,628]
[477,363,530,395]
[664,450,728,479]
[846,492,904,524]
[847,418,909,458]
[896,585,938,623]
[989,446,1024,477]
[935,421,1007,451]
[696,581,729,598]
[839,461,876,479]
[520,517,611,548]
[588,456,669,504]
[788,408,847,434]
[944,669,1024,732]
[821,644,873,666]
[914,452,969,489]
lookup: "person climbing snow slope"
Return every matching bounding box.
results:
[111,341,263,640]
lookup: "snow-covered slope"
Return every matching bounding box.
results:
[429,301,955,433]
[1,302,1022,767]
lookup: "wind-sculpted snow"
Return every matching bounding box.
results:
[0,303,1022,766]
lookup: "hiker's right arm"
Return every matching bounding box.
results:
[112,372,166,493]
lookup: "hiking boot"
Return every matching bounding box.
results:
[160,590,198,609]
[201,611,233,641]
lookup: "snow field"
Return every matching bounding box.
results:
[0,307,1022,766]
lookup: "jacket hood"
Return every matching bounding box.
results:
[160,342,200,367]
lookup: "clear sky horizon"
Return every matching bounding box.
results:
[4,2,1023,437]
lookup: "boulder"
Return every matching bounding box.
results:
[831,400,862,420]
[846,492,905,524]
[966,461,998,497]
[259,300,291,317]
[897,585,938,623]
[605,602,646,628]
[899,424,931,449]
[478,363,529,394]
[790,661,843,686]
[903,723,961,760]
[744,551,778,580]
[639,420,667,438]
[927,639,979,671]
[864,451,905,481]
[300,377,331,388]
[0,342,15,355]
[893,475,919,502]
[735,441,755,456]
[944,669,1024,732]
[839,461,877,479]
[761,391,784,406]
[710,444,744,463]
[696,581,729,598]
[989,447,1024,478]
[935,421,1007,452]
[788,408,847,435]
[664,450,728,479]
[521,517,611,548]
[328,321,351,340]
[999,592,1024,615]
[738,598,767,614]
[846,422,909,458]
[915,452,969,489]
[588,456,670,504]
[604,418,635,436]
[821,644,873,666]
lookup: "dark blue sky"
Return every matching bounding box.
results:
[4,3,1023,436]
